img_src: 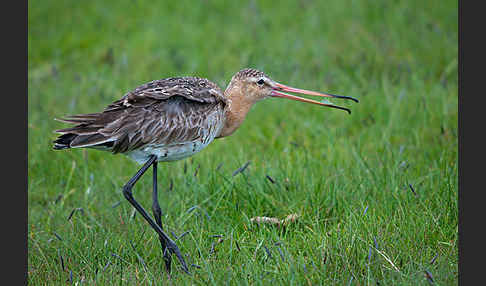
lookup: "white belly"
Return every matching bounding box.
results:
[125,139,213,164]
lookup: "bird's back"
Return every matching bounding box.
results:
[53,77,227,164]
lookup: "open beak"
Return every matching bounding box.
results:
[270,82,359,114]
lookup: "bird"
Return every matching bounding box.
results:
[53,68,358,274]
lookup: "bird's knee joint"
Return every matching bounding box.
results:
[122,185,133,199]
[152,203,162,215]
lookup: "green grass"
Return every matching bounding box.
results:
[28,0,458,284]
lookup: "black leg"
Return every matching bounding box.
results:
[151,161,172,273]
[122,155,189,274]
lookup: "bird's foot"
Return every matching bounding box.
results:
[163,238,190,274]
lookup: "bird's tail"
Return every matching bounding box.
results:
[53,133,77,150]
[52,114,115,150]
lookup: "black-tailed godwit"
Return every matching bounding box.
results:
[53,68,358,274]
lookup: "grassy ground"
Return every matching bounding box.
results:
[28,0,458,284]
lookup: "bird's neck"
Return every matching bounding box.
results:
[218,84,256,138]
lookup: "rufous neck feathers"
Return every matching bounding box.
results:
[218,83,258,138]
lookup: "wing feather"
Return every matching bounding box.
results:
[53,77,226,153]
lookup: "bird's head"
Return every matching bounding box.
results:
[226,68,358,114]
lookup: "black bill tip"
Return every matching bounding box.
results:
[329,94,359,103]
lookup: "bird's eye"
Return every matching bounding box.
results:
[257,79,265,85]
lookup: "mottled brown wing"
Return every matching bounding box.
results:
[104,77,225,112]
[53,77,226,153]
[104,97,225,154]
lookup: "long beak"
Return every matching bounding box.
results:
[270,82,358,114]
